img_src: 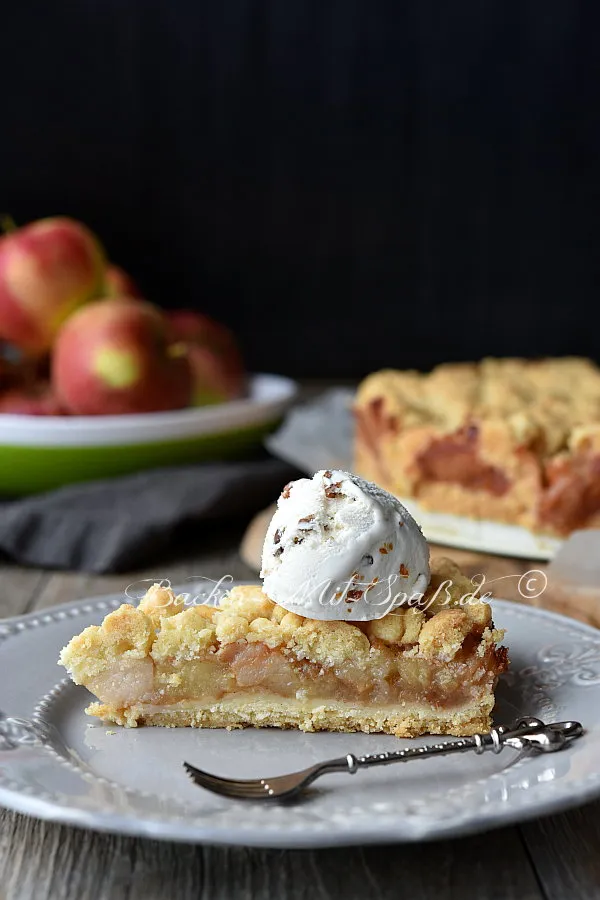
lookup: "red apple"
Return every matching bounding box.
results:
[184,344,244,405]
[104,264,143,298]
[167,310,245,404]
[0,354,22,391]
[52,297,193,415]
[0,217,105,356]
[0,348,48,392]
[167,310,241,359]
[0,382,66,415]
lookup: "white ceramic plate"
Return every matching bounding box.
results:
[2,587,600,847]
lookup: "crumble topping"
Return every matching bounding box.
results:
[418,610,473,661]
[139,583,187,627]
[355,357,600,454]
[247,617,285,649]
[151,608,217,663]
[214,612,249,645]
[288,619,371,667]
[219,585,275,621]
[570,425,600,454]
[354,359,600,537]
[59,605,154,682]
[278,611,305,639]
[60,558,503,680]
[366,607,425,644]
[423,557,492,628]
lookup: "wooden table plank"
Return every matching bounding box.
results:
[0,566,50,618]
[520,800,600,900]
[0,532,257,620]
[0,814,543,900]
[29,565,256,612]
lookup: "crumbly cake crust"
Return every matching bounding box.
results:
[354,357,600,535]
[87,695,495,738]
[60,560,508,738]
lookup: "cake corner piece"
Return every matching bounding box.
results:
[353,357,600,536]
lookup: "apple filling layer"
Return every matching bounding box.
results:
[60,559,508,738]
[84,637,501,712]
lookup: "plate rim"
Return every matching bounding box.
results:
[1,594,600,848]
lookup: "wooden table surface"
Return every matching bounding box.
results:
[1,526,599,900]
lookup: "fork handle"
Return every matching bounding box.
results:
[342,718,583,774]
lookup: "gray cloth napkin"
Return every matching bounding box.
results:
[0,457,298,573]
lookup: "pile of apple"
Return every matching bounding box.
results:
[0,217,245,415]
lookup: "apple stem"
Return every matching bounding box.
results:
[0,214,17,234]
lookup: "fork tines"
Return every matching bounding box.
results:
[183,762,277,799]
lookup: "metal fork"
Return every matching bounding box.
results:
[183,716,583,801]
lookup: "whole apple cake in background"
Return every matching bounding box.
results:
[354,357,600,537]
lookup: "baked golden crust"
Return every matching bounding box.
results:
[354,357,600,535]
[59,560,508,738]
[86,695,496,737]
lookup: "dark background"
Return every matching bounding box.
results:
[2,1,599,377]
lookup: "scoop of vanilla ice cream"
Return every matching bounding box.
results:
[260,470,430,621]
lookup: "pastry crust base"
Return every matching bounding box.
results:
[87,692,495,737]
